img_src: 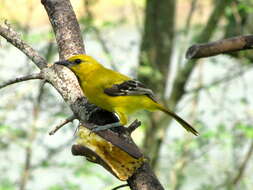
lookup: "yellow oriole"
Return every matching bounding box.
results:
[55,54,198,135]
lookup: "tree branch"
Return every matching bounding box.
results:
[0,22,47,69]
[0,73,43,89]
[49,114,76,135]
[41,0,85,59]
[127,163,164,190]
[232,140,253,185]
[186,35,253,59]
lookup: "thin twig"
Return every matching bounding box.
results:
[111,184,129,190]
[232,140,253,185]
[49,115,76,135]
[127,119,141,134]
[0,73,43,89]
[0,21,47,69]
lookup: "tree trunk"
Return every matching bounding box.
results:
[138,0,176,94]
[141,0,232,169]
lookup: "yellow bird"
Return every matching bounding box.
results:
[55,54,198,135]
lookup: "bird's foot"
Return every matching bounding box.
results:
[91,122,121,132]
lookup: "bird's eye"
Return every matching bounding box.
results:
[74,59,82,64]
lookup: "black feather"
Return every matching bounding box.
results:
[104,80,157,102]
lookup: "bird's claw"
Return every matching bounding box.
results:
[90,122,122,133]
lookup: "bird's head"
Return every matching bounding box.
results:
[55,54,101,74]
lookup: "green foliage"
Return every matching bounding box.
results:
[0,179,15,190]
[48,185,62,190]
[100,19,127,28]
[236,123,253,138]
[197,184,214,190]
[237,0,253,13]
[74,162,94,177]
[0,124,26,138]
[202,130,217,139]
[74,162,112,181]
[48,182,80,190]
[217,123,233,140]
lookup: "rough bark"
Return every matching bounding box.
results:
[42,0,85,59]
[127,163,164,190]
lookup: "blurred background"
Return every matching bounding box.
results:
[0,0,253,189]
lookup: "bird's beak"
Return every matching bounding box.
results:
[54,60,72,67]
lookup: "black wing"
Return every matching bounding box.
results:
[104,80,157,102]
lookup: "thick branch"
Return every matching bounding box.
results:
[41,0,85,59]
[127,163,164,190]
[0,73,43,89]
[0,22,47,69]
[186,35,253,59]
